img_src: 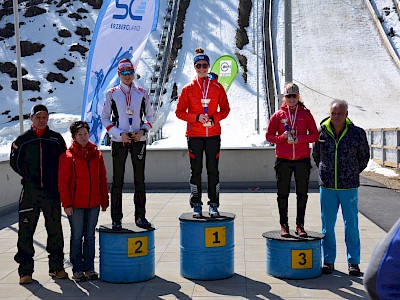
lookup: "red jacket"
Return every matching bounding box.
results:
[176,75,230,137]
[266,103,319,160]
[58,141,109,209]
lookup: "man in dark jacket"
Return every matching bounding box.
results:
[10,104,68,284]
[312,100,370,276]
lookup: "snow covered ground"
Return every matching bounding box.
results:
[150,0,268,148]
[0,0,169,158]
[273,0,400,129]
[374,0,400,53]
[0,0,399,179]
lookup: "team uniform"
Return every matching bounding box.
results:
[176,74,230,208]
[101,81,153,224]
[266,102,318,228]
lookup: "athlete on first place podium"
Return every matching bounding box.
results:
[175,47,231,218]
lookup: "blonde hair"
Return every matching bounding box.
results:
[194,47,205,55]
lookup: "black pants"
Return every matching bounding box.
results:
[111,141,147,222]
[188,136,221,207]
[14,187,64,276]
[274,157,312,225]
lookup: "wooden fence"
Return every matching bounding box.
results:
[366,128,400,168]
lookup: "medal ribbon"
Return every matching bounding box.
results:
[121,84,133,126]
[287,105,298,134]
[196,77,211,114]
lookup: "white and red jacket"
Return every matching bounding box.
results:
[176,75,230,137]
[266,103,319,160]
[101,82,153,142]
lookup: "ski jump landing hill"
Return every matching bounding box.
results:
[1,0,399,215]
[272,0,400,128]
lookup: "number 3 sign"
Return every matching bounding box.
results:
[291,249,312,269]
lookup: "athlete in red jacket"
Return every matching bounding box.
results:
[266,82,318,237]
[58,121,109,282]
[176,48,230,218]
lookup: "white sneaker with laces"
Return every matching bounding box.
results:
[193,205,202,218]
[209,205,220,217]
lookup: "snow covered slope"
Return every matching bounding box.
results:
[273,0,400,128]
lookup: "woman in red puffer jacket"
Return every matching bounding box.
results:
[58,121,109,282]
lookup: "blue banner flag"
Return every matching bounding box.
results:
[82,0,159,146]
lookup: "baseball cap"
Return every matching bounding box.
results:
[30,104,48,116]
[117,59,134,71]
[283,82,300,95]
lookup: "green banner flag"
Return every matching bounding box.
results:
[211,55,239,92]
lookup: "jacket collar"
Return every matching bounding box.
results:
[70,141,97,160]
[322,118,353,138]
[120,81,136,93]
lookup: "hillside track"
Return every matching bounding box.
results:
[273,0,400,128]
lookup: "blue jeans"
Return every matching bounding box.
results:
[320,187,360,265]
[68,207,100,273]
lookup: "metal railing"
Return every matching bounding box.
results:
[147,0,180,144]
[393,0,400,20]
[366,128,400,168]
[262,0,276,117]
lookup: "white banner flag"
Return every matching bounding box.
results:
[82,0,159,146]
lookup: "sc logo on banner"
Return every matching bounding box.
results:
[113,0,144,21]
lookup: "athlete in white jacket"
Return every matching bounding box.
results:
[101,58,154,229]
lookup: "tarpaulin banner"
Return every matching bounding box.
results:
[82,0,159,146]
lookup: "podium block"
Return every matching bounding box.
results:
[179,212,235,280]
[263,230,324,279]
[99,223,155,283]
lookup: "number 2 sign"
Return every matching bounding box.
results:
[127,236,148,257]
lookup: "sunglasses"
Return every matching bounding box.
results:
[195,63,209,69]
[120,69,134,76]
[285,94,298,99]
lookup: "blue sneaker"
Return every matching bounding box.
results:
[209,205,220,218]
[193,205,202,218]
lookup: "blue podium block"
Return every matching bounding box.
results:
[263,230,324,279]
[179,212,235,280]
[99,223,155,283]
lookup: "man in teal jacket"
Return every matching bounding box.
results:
[312,99,370,276]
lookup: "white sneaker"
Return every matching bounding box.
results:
[193,205,202,218]
[209,205,220,217]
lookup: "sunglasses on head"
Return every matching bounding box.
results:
[285,94,298,99]
[195,63,209,69]
[120,69,134,76]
